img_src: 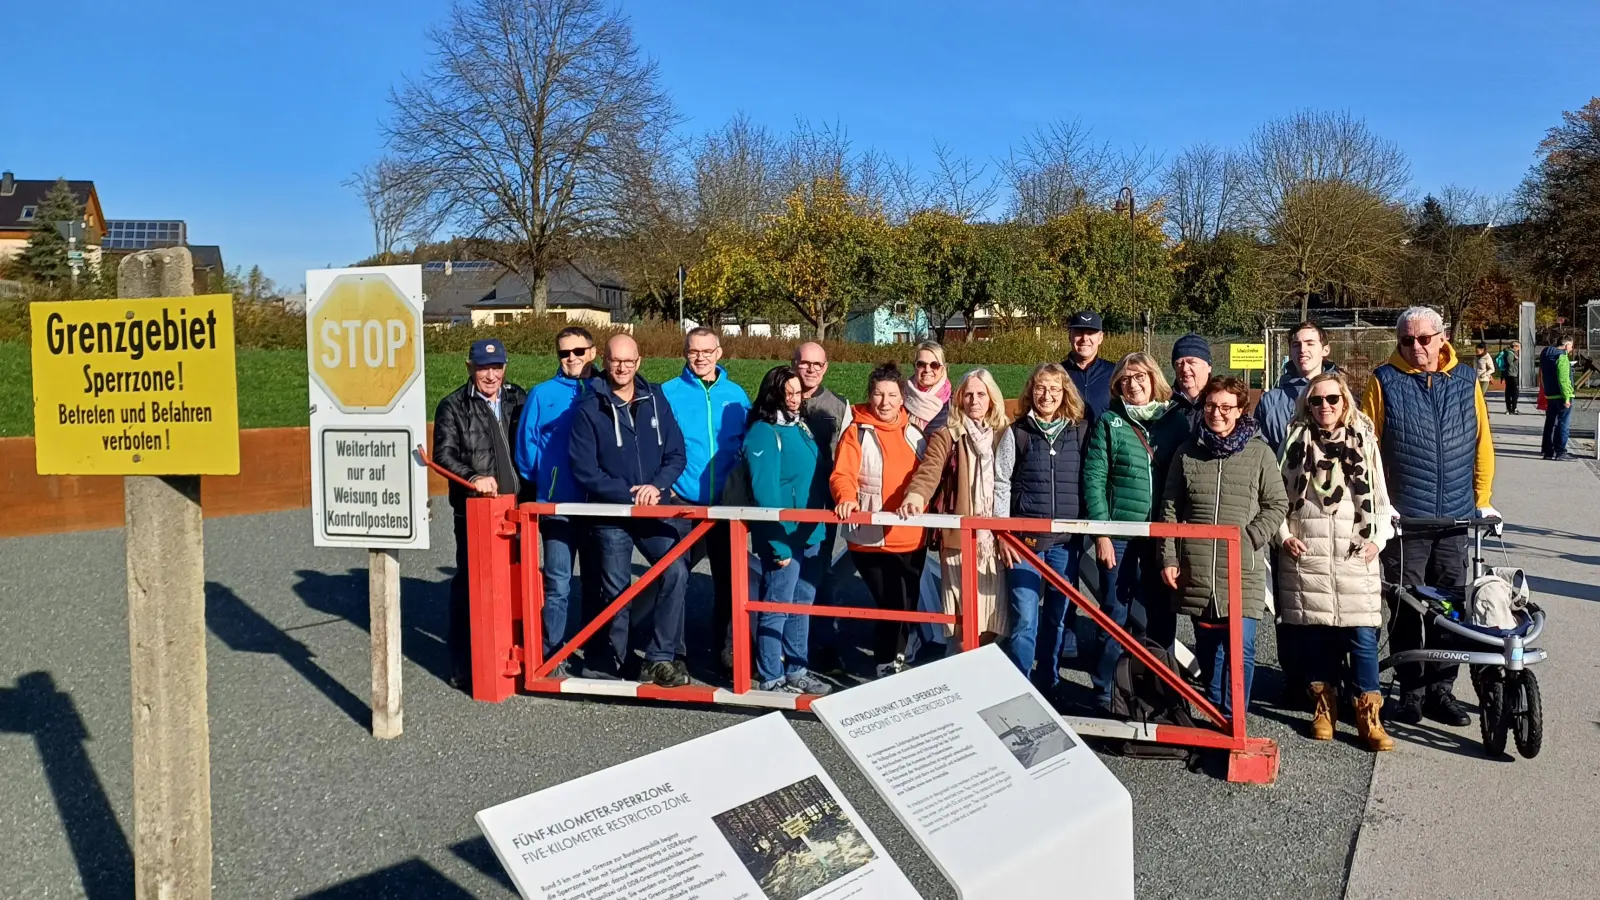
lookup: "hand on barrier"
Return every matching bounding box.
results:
[631,484,661,506]
[1475,506,1504,536]
[998,541,1022,567]
[470,475,499,496]
[897,496,926,518]
[834,500,859,520]
[1161,565,1180,590]
[1280,536,1307,558]
[1095,536,1117,568]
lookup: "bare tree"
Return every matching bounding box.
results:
[925,142,999,221]
[691,113,784,231]
[344,158,439,262]
[1398,186,1505,340]
[1162,143,1243,243]
[1237,110,1412,316]
[1003,120,1117,224]
[385,0,676,314]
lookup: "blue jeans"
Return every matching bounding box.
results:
[754,543,827,684]
[537,516,600,658]
[589,520,688,668]
[1004,540,1081,689]
[1090,539,1145,707]
[1542,399,1571,457]
[1305,625,1381,695]
[1193,615,1258,715]
[912,551,945,659]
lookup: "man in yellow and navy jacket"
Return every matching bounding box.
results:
[1361,306,1498,728]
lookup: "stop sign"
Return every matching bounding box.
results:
[309,272,422,413]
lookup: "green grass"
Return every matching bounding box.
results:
[1,342,1038,436]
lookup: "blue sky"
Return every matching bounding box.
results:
[2,0,1594,288]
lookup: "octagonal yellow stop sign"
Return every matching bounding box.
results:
[309,273,422,413]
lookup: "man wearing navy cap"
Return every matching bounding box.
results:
[433,338,527,691]
[1061,310,1116,424]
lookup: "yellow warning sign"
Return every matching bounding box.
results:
[30,295,240,475]
[1229,343,1266,370]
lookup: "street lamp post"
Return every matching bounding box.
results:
[1117,186,1145,352]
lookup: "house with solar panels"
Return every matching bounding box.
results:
[420,259,631,328]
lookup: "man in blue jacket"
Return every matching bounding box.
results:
[569,333,691,687]
[514,326,601,675]
[660,327,751,669]
[1061,310,1116,424]
[1258,321,1338,454]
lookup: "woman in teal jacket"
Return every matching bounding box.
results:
[744,365,833,696]
[1082,351,1191,707]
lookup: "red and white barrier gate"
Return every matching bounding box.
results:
[442,466,1277,784]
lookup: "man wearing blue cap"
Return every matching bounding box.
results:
[1061,310,1116,424]
[434,338,527,691]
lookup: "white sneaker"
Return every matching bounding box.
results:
[786,671,834,696]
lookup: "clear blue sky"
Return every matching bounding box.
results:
[2,0,1594,289]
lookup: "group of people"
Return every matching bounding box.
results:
[434,305,1502,755]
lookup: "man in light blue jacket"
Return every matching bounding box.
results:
[514,326,600,674]
[1257,321,1338,455]
[660,326,751,668]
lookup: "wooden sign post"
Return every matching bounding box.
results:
[305,265,429,740]
[31,247,241,900]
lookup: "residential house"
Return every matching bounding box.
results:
[845,301,932,344]
[0,172,106,267]
[468,261,631,328]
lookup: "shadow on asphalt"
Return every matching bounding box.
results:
[297,858,477,898]
[206,581,372,729]
[288,568,456,684]
[1505,522,1600,545]
[0,671,132,900]
[1527,573,1600,603]
[450,837,517,892]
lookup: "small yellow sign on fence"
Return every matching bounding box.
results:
[30,295,240,475]
[1229,343,1266,370]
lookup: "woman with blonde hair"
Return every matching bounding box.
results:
[1080,351,1194,708]
[1276,372,1396,751]
[900,368,1009,649]
[989,362,1090,686]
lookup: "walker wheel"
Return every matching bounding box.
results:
[1478,673,1509,758]
[1512,670,1543,759]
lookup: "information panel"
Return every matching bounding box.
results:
[811,645,1133,899]
[30,295,239,475]
[477,713,922,900]
[307,265,429,549]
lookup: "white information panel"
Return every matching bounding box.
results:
[306,264,429,549]
[811,645,1133,900]
[477,713,923,900]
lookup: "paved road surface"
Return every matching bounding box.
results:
[1344,407,1600,899]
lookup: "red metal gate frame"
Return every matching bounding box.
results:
[425,447,1276,784]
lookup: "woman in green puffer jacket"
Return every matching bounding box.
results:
[1081,352,1192,708]
[1159,376,1289,715]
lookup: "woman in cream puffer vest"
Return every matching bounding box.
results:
[1275,372,1396,752]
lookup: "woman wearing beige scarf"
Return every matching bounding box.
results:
[900,368,1009,648]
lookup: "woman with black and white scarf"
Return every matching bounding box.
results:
[1276,372,1396,752]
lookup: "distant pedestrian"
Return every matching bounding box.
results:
[1475,343,1495,390]
[1061,310,1116,424]
[1496,341,1521,414]
[513,326,601,675]
[569,334,691,688]
[1539,335,1576,460]
[433,338,526,691]
[743,365,833,696]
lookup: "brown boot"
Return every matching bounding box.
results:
[1309,682,1337,741]
[1356,691,1395,752]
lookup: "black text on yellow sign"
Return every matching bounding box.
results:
[31,295,240,475]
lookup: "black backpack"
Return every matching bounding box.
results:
[1107,637,1200,763]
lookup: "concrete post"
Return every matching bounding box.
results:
[370,548,403,739]
[118,248,212,900]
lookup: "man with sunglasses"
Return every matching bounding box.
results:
[514,326,602,676]
[435,339,527,691]
[1361,306,1499,727]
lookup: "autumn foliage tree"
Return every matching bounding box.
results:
[759,174,890,339]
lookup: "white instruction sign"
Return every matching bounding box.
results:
[811,645,1133,899]
[320,429,415,540]
[476,713,923,900]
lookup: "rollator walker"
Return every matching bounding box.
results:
[1381,515,1546,759]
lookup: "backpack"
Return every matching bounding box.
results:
[720,428,783,507]
[1107,637,1200,763]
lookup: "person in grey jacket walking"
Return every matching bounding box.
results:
[1160,376,1289,714]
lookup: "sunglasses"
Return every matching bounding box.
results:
[557,346,592,359]
[1307,395,1343,408]
[914,361,943,370]
[1400,333,1440,348]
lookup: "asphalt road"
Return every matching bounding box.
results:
[0,499,1373,899]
